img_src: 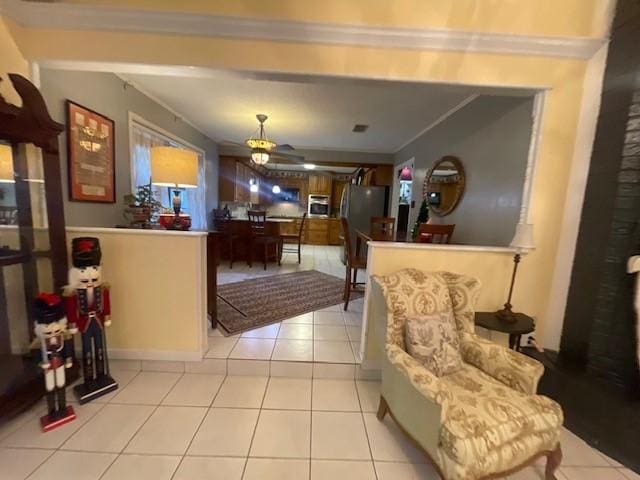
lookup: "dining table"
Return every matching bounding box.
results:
[354,229,410,258]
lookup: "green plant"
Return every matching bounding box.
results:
[123,183,163,214]
[411,198,429,240]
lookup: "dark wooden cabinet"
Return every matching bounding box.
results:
[309,174,332,195]
[219,156,264,204]
[331,180,347,210]
[305,218,329,244]
[328,218,342,245]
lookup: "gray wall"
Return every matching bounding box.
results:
[394,95,534,246]
[39,69,219,228]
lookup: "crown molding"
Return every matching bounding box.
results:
[1,0,606,60]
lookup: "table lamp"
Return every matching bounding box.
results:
[496,223,535,323]
[0,144,15,183]
[150,146,198,230]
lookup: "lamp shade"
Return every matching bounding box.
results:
[399,166,412,181]
[150,146,198,188]
[0,144,15,183]
[510,223,535,251]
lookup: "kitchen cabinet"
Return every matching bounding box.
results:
[309,174,332,195]
[305,218,329,245]
[328,218,342,245]
[218,156,264,204]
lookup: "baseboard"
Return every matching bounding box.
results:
[108,348,204,362]
[359,358,382,371]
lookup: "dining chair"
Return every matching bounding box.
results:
[247,210,281,270]
[415,223,455,244]
[370,216,396,235]
[279,213,307,264]
[340,217,367,311]
[212,209,240,268]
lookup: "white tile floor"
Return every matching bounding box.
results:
[212,245,365,365]
[3,246,637,479]
[1,370,637,480]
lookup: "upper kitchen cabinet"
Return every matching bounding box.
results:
[219,156,263,203]
[309,174,332,195]
[331,179,347,210]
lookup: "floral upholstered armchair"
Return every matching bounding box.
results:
[370,269,563,480]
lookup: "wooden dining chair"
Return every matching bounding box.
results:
[279,213,307,264]
[212,209,240,268]
[415,223,455,244]
[247,210,281,270]
[340,217,367,311]
[370,216,396,234]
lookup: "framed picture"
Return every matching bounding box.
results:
[66,100,115,203]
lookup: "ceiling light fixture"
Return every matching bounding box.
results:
[303,163,316,170]
[272,184,281,194]
[246,114,276,166]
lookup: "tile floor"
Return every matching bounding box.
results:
[1,369,637,480]
[4,247,637,479]
[211,245,365,364]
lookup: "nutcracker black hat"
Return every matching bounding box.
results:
[71,237,102,268]
[33,293,65,324]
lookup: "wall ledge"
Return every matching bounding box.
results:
[368,242,521,254]
[66,226,208,237]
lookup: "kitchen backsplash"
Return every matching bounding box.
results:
[222,201,306,219]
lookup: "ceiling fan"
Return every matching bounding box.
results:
[223,114,304,166]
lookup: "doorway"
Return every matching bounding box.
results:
[393,158,414,235]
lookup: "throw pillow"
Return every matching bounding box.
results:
[405,312,462,377]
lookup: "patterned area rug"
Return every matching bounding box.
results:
[216,270,363,336]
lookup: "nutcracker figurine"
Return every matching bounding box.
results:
[33,293,77,432]
[64,237,118,403]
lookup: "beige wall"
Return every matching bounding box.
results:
[66,228,208,360]
[61,0,612,38]
[1,1,614,348]
[0,17,29,105]
[362,243,527,364]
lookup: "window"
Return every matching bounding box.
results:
[130,120,206,229]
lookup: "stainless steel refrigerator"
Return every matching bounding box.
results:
[339,184,389,263]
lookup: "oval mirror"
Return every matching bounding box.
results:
[422,156,465,216]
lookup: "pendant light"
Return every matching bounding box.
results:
[272,161,281,194]
[245,114,276,166]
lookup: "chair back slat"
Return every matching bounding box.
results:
[340,217,353,260]
[370,216,396,234]
[248,210,267,236]
[298,213,307,239]
[415,223,455,244]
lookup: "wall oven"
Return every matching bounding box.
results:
[308,195,330,217]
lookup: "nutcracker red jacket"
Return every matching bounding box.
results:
[63,286,111,332]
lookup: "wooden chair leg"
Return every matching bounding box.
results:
[297,240,301,264]
[376,395,389,420]
[229,238,234,269]
[277,242,281,266]
[344,266,352,310]
[352,268,358,288]
[263,243,268,270]
[343,266,350,301]
[248,240,253,268]
[545,444,562,480]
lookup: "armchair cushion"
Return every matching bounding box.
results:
[405,312,463,377]
[460,332,544,394]
[439,363,563,467]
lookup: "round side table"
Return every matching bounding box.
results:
[474,312,535,352]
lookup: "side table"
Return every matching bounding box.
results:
[474,312,535,352]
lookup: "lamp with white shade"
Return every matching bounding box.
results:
[496,223,535,323]
[0,144,15,183]
[150,146,198,230]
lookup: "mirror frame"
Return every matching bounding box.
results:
[422,155,466,216]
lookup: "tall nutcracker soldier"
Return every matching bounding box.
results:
[33,293,77,432]
[64,237,118,403]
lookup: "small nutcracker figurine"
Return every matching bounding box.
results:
[33,293,77,432]
[64,237,118,403]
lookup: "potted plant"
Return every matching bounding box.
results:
[123,183,163,226]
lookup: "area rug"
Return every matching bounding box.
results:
[216,270,363,336]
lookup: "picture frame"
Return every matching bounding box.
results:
[66,100,115,203]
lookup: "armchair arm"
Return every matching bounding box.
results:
[386,344,453,411]
[459,333,544,394]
